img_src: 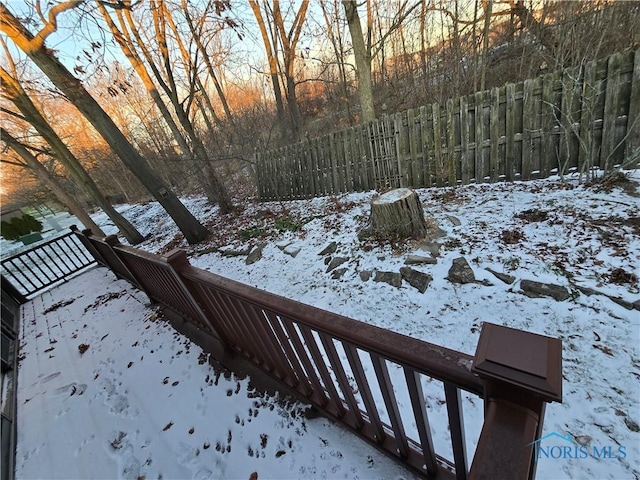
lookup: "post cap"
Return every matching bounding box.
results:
[472,323,562,403]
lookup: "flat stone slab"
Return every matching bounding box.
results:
[283,245,301,258]
[416,241,441,257]
[520,279,571,301]
[318,242,338,256]
[326,256,349,272]
[374,271,403,288]
[405,255,437,265]
[485,267,516,285]
[331,268,348,280]
[400,267,432,293]
[446,215,461,226]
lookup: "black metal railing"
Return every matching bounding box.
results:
[0,230,97,298]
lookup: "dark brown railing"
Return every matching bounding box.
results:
[68,226,562,480]
[0,231,97,298]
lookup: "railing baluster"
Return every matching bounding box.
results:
[297,325,346,418]
[371,353,410,459]
[404,367,438,476]
[444,382,468,480]
[318,334,365,430]
[27,250,55,282]
[344,343,386,444]
[262,311,314,395]
[279,316,330,406]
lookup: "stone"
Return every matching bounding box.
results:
[245,243,266,265]
[326,256,349,272]
[359,271,372,282]
[634,299,640,311]
[373,271,403,288]
[416,241,441,257]
[283,245,301,258]
[520,280,571,301]
[220,246,251,257]
[485,267,515,285]
[276,241,292,251]
[447,257,476,284]
[405,255,437,265]
[400,267,432,293]
[446,215,461,226]
[331,268,348,280]
[318,242,338,256]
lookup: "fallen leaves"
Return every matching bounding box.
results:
[78,344,90,355]
[162,422,173,431]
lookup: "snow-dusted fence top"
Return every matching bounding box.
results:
[256,49,639,201]
[70,227,562,480]
[0,230,97,298]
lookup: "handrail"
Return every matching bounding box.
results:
[180,264,484,395]
[63,228,562,479]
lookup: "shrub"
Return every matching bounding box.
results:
[0,214,43,241]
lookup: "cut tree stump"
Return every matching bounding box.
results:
[368,188,427,240]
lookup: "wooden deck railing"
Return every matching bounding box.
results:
[0,231,97,298]
[51,227,561,479]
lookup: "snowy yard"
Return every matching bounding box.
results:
[13,171,640,479]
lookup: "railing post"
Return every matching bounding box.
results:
[160,249,228,345]
[469,323,562,480]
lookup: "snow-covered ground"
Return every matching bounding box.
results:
[14,171,640,479]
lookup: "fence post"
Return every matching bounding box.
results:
[469,323,562,480]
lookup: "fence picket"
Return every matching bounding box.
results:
[255,50,638,200]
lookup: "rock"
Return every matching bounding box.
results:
[400,267,432,293]
[326,256,349,272]
[373,271,403,288]
[220,246,251,257]
[318,242,338,256]
[324,257,332,265]
[359,271,372,282]
[416,241,441,257]
[283,245,301,258]
[485,268,515,285]
[446,215,461,226]
[634,299,640,311]
[447,257,476,284]
[520,280,571,301]
[405,254,437,265]
[245,243,266,265]
[608,296,634,310]
[276,241,292,251]
[331,268,348,280]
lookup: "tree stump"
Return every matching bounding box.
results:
[368,188,427,240]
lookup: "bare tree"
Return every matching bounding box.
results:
[342,0,420,123]
[0,1,210,243]
[0,60,143,243]
[0,127,106,236]
[249,0,309,141]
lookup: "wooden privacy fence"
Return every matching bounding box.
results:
[69,226,562,480]
[256,49,640,201]
[0,231,97,298]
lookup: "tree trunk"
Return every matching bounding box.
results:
[0,66,144,244]
[343,0,376,123]
[369,188,427,240]
[0,127,106,237]
[0,5,210,244]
